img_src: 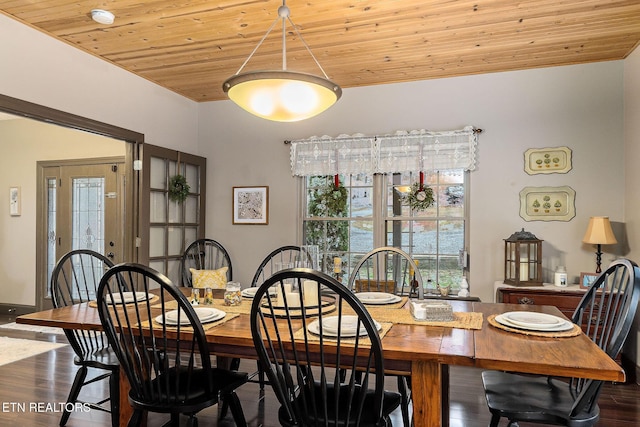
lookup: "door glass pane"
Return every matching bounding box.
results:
[72,177,104,251]
[149,227,166,257]
[185,196,198,223]
[150,192,166,222]
[168,226,182,256]
[184,227,197,247]
[149,260,164,272]
[150,157,166,189]
[168,200,182,223]
[167,260,181,286]
[185,163,199,193]
[169,160,177,179]
[46,178,57,297]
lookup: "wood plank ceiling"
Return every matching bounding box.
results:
[2,0,640,102]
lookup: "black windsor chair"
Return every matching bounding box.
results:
[50,249,119,427]
[348,246,423,427]
[181,238,232,287]
[482,258,640,427]
[251,267,402,426]
[97,262,248,427]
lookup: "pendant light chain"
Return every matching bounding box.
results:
[222,0,342,122]
[233,16,280,75]
[232,0,330,79]
[285,15,331,80]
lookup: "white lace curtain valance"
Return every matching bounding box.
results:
[289,125,479,176]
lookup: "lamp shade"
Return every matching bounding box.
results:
[582,216,617,245]
[223,71,341,122]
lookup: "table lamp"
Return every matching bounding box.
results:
[582,216,617,273]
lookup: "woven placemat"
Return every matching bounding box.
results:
[366,307,483,330]
[140,312,240,332]
[361,296,408,310]
[487,314,582,338]
[293,322,393,345]
[89,294,160,308]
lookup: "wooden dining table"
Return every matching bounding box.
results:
[16,293,625,427]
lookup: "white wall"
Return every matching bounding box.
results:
[0,119,125,305]
[624,46,640,367]
[0,13,199,152]
[199,62,625,302]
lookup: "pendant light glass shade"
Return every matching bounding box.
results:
[224,71,341,122]
[222,1,341,122]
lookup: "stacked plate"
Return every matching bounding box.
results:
[241,287,277,299]
[308,315,382,338]
[241,287,258,298]
[495,311,573,332]
[155,307,226,326]
[107,292,149,305]
[355,292,402,305]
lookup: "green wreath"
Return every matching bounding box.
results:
[402,182,435,211]
[169,174,190,203]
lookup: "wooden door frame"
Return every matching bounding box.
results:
[0,93,144,312]
[36,158,126,310]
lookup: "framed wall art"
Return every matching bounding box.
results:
[233,186,269,225]
[580,272,598,289]
[519,185,576,222]
[9,186,21,216]
[524,147,572,175]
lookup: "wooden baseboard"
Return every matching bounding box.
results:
[0,303,35,316]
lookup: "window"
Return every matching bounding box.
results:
[303,170,467,292]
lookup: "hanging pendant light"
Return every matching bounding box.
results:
[222,1,341,122]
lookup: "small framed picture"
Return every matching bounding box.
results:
[233,186,269,225]
[9,186,21,216]
[580,272,598,289]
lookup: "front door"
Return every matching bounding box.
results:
[38,158,125,310]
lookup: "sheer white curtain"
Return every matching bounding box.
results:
[290,126,478,176]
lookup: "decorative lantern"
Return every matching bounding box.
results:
[504,229,543,286]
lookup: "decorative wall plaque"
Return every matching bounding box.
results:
[524,147,572,175]
[519,186,576,222]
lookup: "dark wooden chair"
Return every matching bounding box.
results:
[181,238,232,287]
[348,246,423,427]
[251,267,402,426]
[349,246,424,299]
[251,245,304,287]
[482,258,640,427]
[247,245,308,388]
[50,249,119,427]
[97,262,248,427]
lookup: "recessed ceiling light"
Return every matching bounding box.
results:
[91,9,115,25]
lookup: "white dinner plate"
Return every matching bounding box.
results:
[156,307,225,326]
[241,287,258,298]
[307,315,381,338]
[355,292,401,305]
[495,313,573,332]
[502,311,565,328]
[241,287,277,298]
[107,291,148,304]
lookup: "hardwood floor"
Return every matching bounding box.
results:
[0,314,638,427]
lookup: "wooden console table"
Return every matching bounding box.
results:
[495,283,585,319]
